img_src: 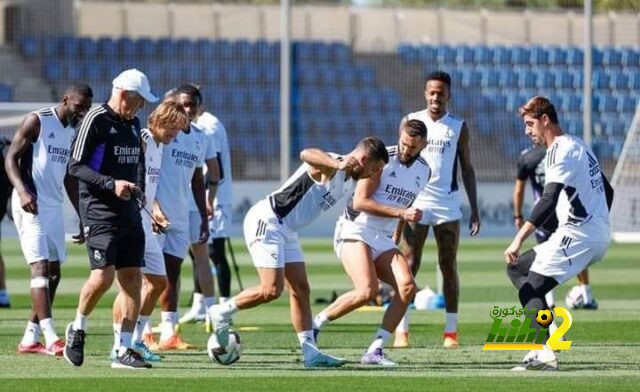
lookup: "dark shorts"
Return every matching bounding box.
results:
[85,223,145,270]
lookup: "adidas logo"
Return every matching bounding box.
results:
[389,171,397,178]
[48,132,55,139]
[109,128,117,135]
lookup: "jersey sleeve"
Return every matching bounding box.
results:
[516,154,528,180]
[205,132,220,161]
[545,146,573,185]
[68,113,112,189]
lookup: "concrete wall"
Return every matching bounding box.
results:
[71,2,640,50]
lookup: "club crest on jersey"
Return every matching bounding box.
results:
[389,171,397,178]
[109,127,117,135]
[48,132,55,139]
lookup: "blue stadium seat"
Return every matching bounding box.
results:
[566,47,584,65]
[294,67,318,86]
[0,84,12,102]
[553,69,573,89]
[510,46,530,65]
[436,45,456,64]
[559,93,581,112]
[97,37,117,59]
[536,70,555,89]
[570,69,584,89]
[516,69,536,89]
[492,46,510,65]
[118,38,136,58]
[78,38,98,60]
[418,45,437,63]
[472,46,492,64]
[136,38,156,58]
[85,63,105,82]
[609,71,629,90]
[480,69,500,88]
[603,47,622,67]
[195,39,214,58]
[626,71,640,90]
[20,36,39,59]
[66,62,84,82]
[530,46,549,66]
[592,47,604,66]
[355,66,376,86]
[455,45,473,65]
[498,70,518,88]
[157,38,177,59]
[597,94,616,112]
[60,36,79,58]
[398,44,418,63]
[461,68,481,88]
[617,95,637,113]
[336,67,355,86]
[548,46,567,66]
[176,39,196,58]
[592,71,610,90]
[330,42,350,63]
[621,47,639,68]
[319,67,337,85]
[237,40,255,61]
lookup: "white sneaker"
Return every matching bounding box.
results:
[511,349,558,371]
[178,308,206,324]
[207,306,231,354]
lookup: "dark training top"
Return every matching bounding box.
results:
[68,103,145,227]
[516,145,558,234]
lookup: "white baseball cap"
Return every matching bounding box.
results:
[112,68,159,103]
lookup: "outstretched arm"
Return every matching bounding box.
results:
[351,173,421,222]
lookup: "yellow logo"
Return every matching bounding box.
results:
[536,309,553,327]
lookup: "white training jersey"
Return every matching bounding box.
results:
[406,110,463,203]
[268,153,353,231]
[342,146,431,235]
[188,121,219,212]
[544,135,610,241]
[156,123,206,227]
[197,112,233,207]
[22,107,74,208]
[141,128,163,208]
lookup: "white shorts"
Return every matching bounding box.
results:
[141,217,166,276]
[11,191,66,264]
[413,198,462,226]
[243,200,304,269]
[210,203,232,239]
[333,219,396,262]
[531,230,610,284]
[189,210,204,244]
[156,223,189,259]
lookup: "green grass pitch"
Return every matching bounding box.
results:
[0,237,638,391]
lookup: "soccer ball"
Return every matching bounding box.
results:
[414,285,437,310]
[565,285,584,309]
[536,309,553,327]
[207,331,242,365]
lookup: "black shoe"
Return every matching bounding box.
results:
[111,348,151,369]
[64,322,85,367]
[0,302,10,308]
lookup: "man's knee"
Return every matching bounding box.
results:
[260,283,283,302]
[145,275,168,294]
[518,272,558,306]
[397,280,417,303]
[355,285,378,306]
[89,267,115,291]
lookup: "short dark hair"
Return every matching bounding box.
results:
[175,84,203,105]
[519,96,559,124]
[426,71,451,88]
[357,136,388,164]
[65,83,93,98]
[402,119,427,139]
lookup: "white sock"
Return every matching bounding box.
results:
[396,311,410,334]
[313,312,330,330]
[191,293,204,313]
[297,330,319,360]
[113,323,121,352]
[545,290,555,308]
[366,328,391,354]
[219,297,229,304]
[119,331,133,355]
[204,296,216,311]
[444,313,458,333]
[21,321,41,346]
[0,289,9,304]
[143,318,153,335]
[581,284,592,304]
[548,319,558,336]
[160,312,177,341]
[133,315,150,344]
[73,312,87,331]
[216,299,238,317]
[39,318,59,347]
